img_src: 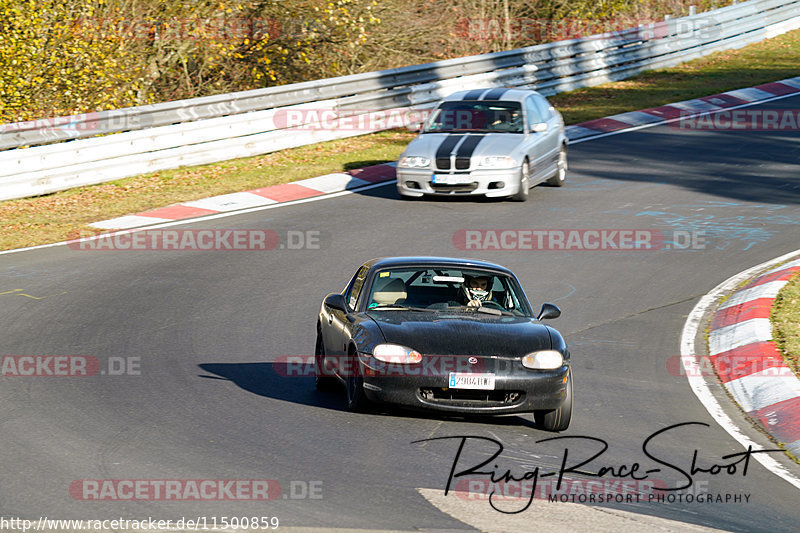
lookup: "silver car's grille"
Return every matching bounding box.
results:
[429,182,479,193]
[435,157,451,170]
[455,157,470,170]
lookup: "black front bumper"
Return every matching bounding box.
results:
[357,353,569,414]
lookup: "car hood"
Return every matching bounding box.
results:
[404,133,523,160]
[366,310,552,357]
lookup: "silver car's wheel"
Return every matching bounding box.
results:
[547,145,567,187]
[511,159,530,202]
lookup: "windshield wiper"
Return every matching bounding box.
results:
[423,129,486,134]
[475,306,513,316]
[367,304,430,312]
[442,304,512,316]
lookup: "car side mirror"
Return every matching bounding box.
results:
[531,122,548,133]
[325,293,348,313]
[537,302,561,320]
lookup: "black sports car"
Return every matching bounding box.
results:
[315,256,572,431]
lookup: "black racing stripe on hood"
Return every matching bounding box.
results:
[435,134,463,160]
[481,87,510,100]
[455,134,485,159]
[462,89,487,100]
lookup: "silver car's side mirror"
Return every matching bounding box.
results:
[531,122,548,133]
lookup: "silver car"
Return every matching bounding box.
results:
[396,88,567,201]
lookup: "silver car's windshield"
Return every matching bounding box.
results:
[423,101,523,134]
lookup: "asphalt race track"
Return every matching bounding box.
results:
[2,94,800,532]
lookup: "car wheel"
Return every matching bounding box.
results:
[345,349,369,411]
[314,329,336,390]
[511,159,530,202]
[533,369,573,431]
[546,145,567,187]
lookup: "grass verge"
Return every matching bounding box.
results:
[772,271,800,377]
[2,28,800,251]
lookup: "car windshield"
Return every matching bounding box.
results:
[423,101,523,134]
[365,267,532,316]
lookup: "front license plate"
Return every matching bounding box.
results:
[433,174,471,185]
[448,372,496,390]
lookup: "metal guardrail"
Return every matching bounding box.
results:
[1,0,799,201]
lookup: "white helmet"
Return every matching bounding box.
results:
[462,275,492,304]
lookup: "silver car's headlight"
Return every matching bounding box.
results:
[398,156,431,169]
[522,350,564,370]
[372,343,422,364]
[476,155,517,169]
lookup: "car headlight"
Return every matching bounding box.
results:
[398,156,431,169]
[372,343,422,364]
[522,350,564,370]
[476,155,517,169]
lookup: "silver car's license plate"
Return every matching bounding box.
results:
[433,174,471,185]
[448,372,496,390]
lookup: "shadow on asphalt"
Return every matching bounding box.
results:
[343,159,394,170]
[571,127,800,205]
[198,361,540,429]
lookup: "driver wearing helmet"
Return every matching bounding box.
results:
[461,275,492,307]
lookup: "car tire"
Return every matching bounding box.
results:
[533,369,573,431]
[314,329,336,390]
[546,145,567,187]
[345,349,369,411]
[511,159,530,202]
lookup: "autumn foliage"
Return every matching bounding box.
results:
[0,0,730,124]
